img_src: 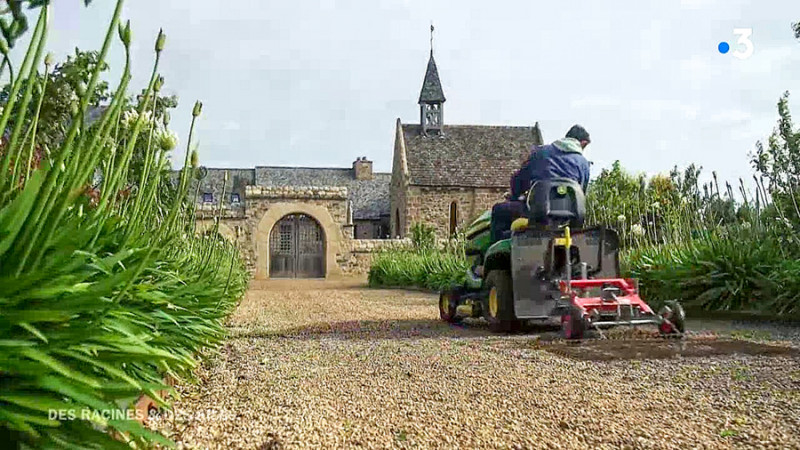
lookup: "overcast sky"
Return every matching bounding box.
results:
[15,0,800,187]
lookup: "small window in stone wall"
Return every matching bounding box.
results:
[231,193,241,204]
[395,209,401,238]
[202,192,213,203]
[449,201,458,236]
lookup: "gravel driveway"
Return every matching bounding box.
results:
[153,279,800,449]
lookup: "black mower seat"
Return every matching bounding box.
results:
[527,178,586,228]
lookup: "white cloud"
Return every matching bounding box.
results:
[680,0,717,10]
[730,117,774,142]
[222,121,241,131]
[570,95,621,109]
[710,109,752,123]
[639,20,665,71]
[737,46,793,76]
[629,99,701,121]
[678,55,715,89]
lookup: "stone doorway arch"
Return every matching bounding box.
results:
[254,202,344,280]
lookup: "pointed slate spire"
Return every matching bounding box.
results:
[418,50,446,104]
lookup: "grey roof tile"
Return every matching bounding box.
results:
[255,167,390,220]
[401,123,543,188]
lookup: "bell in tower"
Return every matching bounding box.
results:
[419,25,445,135]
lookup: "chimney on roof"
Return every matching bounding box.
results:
[353,157,373,180]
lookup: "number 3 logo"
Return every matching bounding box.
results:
[732,28,754,60]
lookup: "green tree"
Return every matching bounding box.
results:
[1,49,110,155]
[1,48,180,198]
[751,92,800,223]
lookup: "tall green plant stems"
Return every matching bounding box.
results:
[0,1,249,448]
[369,223,469,290]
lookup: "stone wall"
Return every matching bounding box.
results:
[390,118,409,239]
[194,202,246,220]
[197,217,255,273]
[339,238,412,274]
[245,185,348,202]
[405,185,505,238]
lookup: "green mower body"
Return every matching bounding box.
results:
[438,178,685,337]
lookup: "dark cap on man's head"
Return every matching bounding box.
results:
[566,124,590,143]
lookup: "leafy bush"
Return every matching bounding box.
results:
[369,222,468,290]
[623,224,781,311]
[0,3,248,448]
[368,249,469,291]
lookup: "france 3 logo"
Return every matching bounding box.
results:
[718,28,753,59]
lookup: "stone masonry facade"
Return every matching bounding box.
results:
[404,186,506,237]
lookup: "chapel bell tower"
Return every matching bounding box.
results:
[419,24,445,136]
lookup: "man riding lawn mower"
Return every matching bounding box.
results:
[439,125,686,339]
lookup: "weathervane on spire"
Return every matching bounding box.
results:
[430,22,435,55]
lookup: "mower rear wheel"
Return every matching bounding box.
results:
[485,270,519,332]
[561,306,586,340]
[439,288,462,324]
[659,301,686,335]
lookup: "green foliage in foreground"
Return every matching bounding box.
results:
[0,2,249,448]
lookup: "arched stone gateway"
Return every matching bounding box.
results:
[269,214,324,278]
[254,202,344,280]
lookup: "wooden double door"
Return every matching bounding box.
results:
[269,214,325,278]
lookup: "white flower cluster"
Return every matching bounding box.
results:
[159,129,179,151]
[630,223,645,237]
[121,109,153,129]
[120,108,178,151]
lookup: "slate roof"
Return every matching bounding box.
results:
[418,51,446,104]
[401,123,543,188]
[255,167,391,220]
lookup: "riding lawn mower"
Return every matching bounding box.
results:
[438,178,686,340]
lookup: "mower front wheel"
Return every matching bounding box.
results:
[485,270,519,332]
[439,288,462,324]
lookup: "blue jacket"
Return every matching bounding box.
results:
[511,138,590,198]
